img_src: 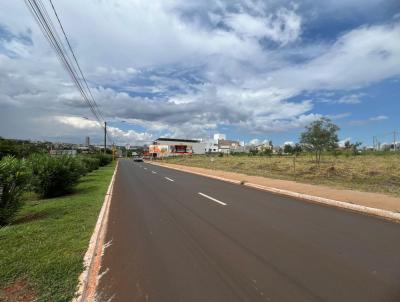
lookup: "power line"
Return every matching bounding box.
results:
[24,0,113,145]
[48,0,105,122]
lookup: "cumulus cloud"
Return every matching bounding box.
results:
[0,0,399,144]
[267,22,400,91]
[54,116,153,145]
[223,5,302,45]
[248,138,269,145]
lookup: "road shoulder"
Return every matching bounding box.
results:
[73,161,119,302]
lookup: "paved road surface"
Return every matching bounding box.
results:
[97,159,400,302]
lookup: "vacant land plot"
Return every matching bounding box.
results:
[163,154,400,197]
[0,163,115,302]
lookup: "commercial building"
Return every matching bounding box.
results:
[149,138,207,158]
[149,135,245,157]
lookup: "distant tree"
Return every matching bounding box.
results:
[262,148,272,156]
[283,144,294,154]
[249,148,258,156]
[293,143,302,155]
[300,118,339,165]
[351,141,362,155]
[344,140,362,155]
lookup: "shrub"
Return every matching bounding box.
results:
[0,156,31,225]
[79,156,100,173]
[94,154,113,167]
[30,155,82,198]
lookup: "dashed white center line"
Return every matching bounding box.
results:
[164,177,174,182]
[198,192,227,206]
[144,167,148,170]
[152,171,157,174]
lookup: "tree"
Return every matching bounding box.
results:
[283,144,294,154]
[293,143,302,155]
[300,118,339,165]
[262,148,272,156]
[351,142,362,155]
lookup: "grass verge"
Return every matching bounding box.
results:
[163,154,400,197]
[0,162,116,302]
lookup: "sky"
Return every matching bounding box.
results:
[0,0,399,147]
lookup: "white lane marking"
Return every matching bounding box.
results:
[165,177,174,182]
[152,171,157,174]
[144,167,148,170]
[198,192,227,206]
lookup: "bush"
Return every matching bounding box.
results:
[0,156,31,225]
[79,156,100,173]
[94,154,113,167]
[30,155,83,198]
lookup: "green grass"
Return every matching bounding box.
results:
[163,153,400,197]
[0,162,116,301]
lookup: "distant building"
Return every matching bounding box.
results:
[204,138,219,153]
[49,149,77,157]
[218,139,241,154]
[85,136,90,146]
[149,138,206,157]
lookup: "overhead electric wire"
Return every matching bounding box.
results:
[25,0,103,125]
[48,0,105,122]
[24,0,113,143]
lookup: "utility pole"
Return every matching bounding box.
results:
[394,131,397,152]
[112,142,116,161]
[104,121,107,154]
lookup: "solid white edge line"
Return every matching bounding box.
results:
[165,177,174,182]
[198,192,227,206]
[73,160,119,302]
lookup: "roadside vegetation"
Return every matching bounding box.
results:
[164,153,400,197]
[0,153,113,225]
[163,118,400,197]
[0,158,115,301]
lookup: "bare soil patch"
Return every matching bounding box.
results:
[0,280,36,302]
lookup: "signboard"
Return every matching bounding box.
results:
[149,145,170,154]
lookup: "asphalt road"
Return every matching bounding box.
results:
[96,159,400,302]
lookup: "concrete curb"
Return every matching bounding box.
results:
[149,161,400,223]
[72,161,119,302]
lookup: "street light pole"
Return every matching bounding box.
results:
[104,121,107,154]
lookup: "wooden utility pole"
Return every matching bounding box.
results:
[394,131,397,152]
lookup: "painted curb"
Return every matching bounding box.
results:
[149,161,400,223]
[72,161,119,302]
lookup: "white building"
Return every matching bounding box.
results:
[204,138,219,153]
[149,138,207,157]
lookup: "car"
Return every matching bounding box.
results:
[133,156,144,162]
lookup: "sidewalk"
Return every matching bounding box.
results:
[151,162,400,214]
